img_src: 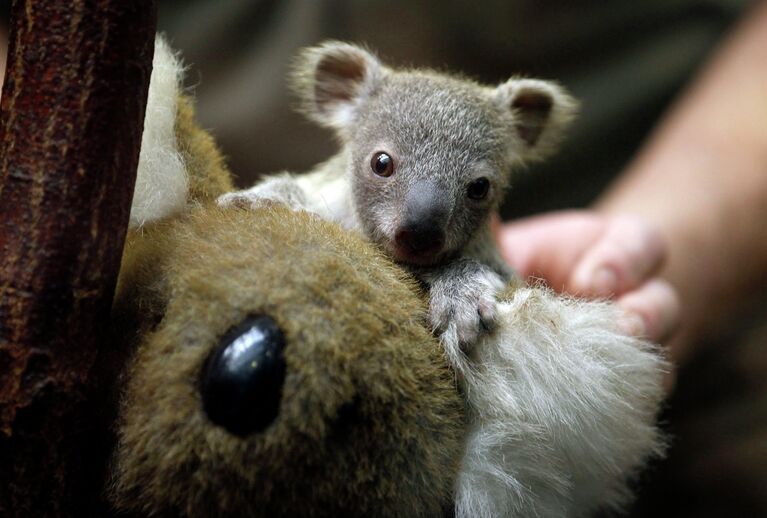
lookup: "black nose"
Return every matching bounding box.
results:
[395,226,445,256]
[398,180,449,258]
[199,315,286,437]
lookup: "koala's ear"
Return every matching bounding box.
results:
[292,41,385,131]
[493,78,578,161]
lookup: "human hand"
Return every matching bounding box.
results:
[495,211,680,345]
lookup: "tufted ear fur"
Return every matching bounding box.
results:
[494,78,577,162]
[131,36,188,229]
[292,41,386,133]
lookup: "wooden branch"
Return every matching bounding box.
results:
[0,0,156,514]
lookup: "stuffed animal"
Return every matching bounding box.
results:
[108,37,667,517]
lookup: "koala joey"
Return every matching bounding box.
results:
[219,41,576,354]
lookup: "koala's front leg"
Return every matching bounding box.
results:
[217,175,308,212]
[419,259,506,356]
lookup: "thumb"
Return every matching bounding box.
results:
[568,216,667,298]
[496,212,606,290]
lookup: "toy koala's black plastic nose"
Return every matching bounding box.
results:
[200,315,286,437]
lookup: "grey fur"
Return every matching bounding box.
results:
[219,41,577,349]
[218,174,308,211]
[417,259,506,348]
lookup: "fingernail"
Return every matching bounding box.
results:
[618,313,646,338]
[590,267,618,297]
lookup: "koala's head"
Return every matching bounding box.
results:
[293,41,577,265]
[111,208,465,517]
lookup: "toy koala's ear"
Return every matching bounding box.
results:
[493,78,578,162]
[130,36,188,229]
[292,41,386,131]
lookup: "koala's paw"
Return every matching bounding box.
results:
[217,190,272,210]
[217,180,309,213]
[429,266,505,352]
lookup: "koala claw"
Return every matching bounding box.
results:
[217,180,310,214]
[428,267,503,352]
[477,296,497,333]
[453,291,498,349]
[217,191,265,210]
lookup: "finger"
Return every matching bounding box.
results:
[568,216,667,298]
[497,212,605,289]
[617,279,680,394]
[616,278,680,344]
[490,213,502,241]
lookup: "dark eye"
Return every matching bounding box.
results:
[370,152,394,177]
[199,315,287,437]
[467,177,490,200]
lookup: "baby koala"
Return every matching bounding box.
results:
[219,42,576,357]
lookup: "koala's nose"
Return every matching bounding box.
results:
[200,315,286,437]
[397,181,448,257]
[395,226,445,256]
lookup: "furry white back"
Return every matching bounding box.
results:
[453,287,667,517]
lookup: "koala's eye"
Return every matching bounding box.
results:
[199,315,287,437]
[467,177,490,200]
[371,152,394,177]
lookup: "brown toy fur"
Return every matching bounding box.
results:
[110,98,464,517]
[174,96,233,202]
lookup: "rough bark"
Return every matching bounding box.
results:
[0,1,156,515]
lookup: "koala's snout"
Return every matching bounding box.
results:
[200,315,287,437]
[395,226,445,256]
[394,181,448,264]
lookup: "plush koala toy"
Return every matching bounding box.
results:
[108,38,667,517]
